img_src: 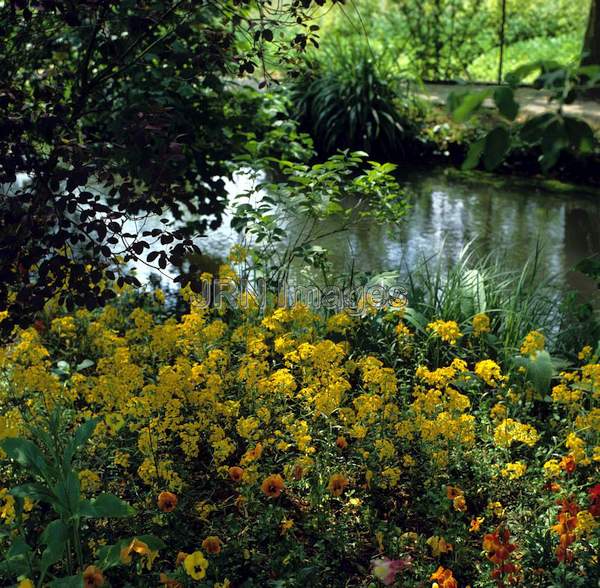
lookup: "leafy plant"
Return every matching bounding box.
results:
[0,411,139,586]
[289,42,413,158]
[448,61,600,172]
[231,149,408,292]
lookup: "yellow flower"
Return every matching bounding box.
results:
[501,461,527,480]
[120,538,158,570]
[426,535,453,556]
[427,320,462,344]
[184,551,209,580]
[280,518,294,535]
[0,488,16,524]
[453,495,467,512]
[520,330,545,355]
[18,580,34,588]
[578,345,593,361]
[472,313,491,336]
[493,418,539,448]
[78,469,101,494]
[576,510,598,536]
[474,360,504,387]
[543,459,561,478]
[469,517,484,532]
[486,501,504,518]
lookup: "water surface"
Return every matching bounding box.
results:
[200,167,600,298]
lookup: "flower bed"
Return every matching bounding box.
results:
[0,284,598,587]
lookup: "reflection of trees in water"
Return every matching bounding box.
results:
[564,206,600,299]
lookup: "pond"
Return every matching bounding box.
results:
[193,167,600,299]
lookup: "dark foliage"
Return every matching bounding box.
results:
[0,0,329,335]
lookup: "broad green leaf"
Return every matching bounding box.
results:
[75,359,94,371]
[448,89,491,123]
[1,437,49,479]
[11,482,54,505]
[48,575,83,587]
[402,307,428,333]
[493,87,519,121]
[41,519,70,575]
[79,493,136,519]
[540,119,569,171]
[62,418,98,468]
[7,535,32,558]
[520,113,554,144]
[483,127,511,170]
[96,535,165,570]
[52,471,80,517]
[563,117,595,153]
[462,138,485,170]
[517,350,554,395]
[460,269,486,316]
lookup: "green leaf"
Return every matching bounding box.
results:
[460,269,486,316]
[448,89,491,123]
[402,307,428,333]
[48,575,83,588]
[52,471,80,517]
[62,418,97,468]
[517,350,554,395]
[540,119,569,171]
[80,493,136,519]
[75,359,94,371]
[96,535,165,570]
[493,87,519,120]
[0,437,49,479]
[96,540,126,570]
[563,117,595,154]
[520,113,554,144]
[7,535,32,558]
[483,127,511,170]
[11,482,54,504]
[41,519,70,576]
[462,138,485,170]
[505,62,544,85]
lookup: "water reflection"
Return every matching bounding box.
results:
[133,168,600,299]
[308,170,600,299]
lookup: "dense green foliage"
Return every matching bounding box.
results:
[319,0,589,81]
[288,43,418,157]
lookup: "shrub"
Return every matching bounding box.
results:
[289,42,415,158]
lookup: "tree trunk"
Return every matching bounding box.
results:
[582,0,600,66]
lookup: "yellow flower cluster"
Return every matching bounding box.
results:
[0,285,598,586]
[472,313,491,336]
[427,320,462,344]
[493,419,540,448]
[474,359,505,387]
[520,330,545,355]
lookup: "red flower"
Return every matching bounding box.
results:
[589,484,600,517]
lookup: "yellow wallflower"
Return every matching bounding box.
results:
[426,535,453,556]
[520,330,545,355]
[427,320,462,344]
[501,462,527,480]
[474,359,505,387]
[472,313,491,336]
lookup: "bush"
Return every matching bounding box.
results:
[289,42,416,158]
